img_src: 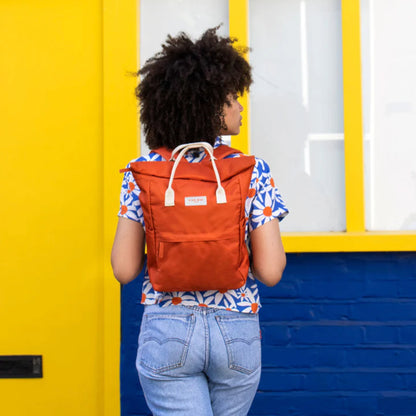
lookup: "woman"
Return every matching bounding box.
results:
[111,27,288,416]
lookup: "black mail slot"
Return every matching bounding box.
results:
[0,355,43,378]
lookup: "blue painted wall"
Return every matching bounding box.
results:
[121,252,416,415]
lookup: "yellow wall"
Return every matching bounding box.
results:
[0,1,137,414]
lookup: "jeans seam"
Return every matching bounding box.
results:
[203,313,209,371]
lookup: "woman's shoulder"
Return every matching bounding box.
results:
[126,151,164,167]
[252,156,272,174]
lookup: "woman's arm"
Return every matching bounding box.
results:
[250,218,286,287]
[111,217,145,284]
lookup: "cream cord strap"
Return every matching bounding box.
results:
[164,142,227,206]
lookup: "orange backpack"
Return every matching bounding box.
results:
[122,142,255,292]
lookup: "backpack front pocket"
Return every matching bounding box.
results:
[152,237,245,292]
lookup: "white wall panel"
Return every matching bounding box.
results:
[249,0,345,232]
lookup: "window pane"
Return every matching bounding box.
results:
[249,0,345,232]
[139,0,229,154]
[361,0,416,231]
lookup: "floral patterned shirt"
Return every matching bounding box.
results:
[118,137,288,313]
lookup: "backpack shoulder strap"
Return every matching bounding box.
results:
[119,144,244,173]
[213,144,244,159]
[152,143,244,161]
[151,147,173,161]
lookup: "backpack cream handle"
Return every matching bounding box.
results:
[168,141,211,161]
[165,142,227,206]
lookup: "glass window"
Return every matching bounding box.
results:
[361,0,416,231]
[139,0,229,154]
[249,0,345,232]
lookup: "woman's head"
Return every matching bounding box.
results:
[136,26,252,149]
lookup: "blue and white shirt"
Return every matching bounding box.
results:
[118,137,288,313]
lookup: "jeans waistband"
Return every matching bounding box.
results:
[144,303,250,316]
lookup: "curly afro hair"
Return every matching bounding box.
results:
[136,26,252,149]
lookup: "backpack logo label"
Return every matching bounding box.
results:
[185,196,207,206]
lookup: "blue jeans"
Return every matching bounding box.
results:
[136,304,261,415]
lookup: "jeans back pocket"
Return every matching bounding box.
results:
[138,313,196,373]
[216,315,261,375]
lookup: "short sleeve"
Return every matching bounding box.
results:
[248,158,288,233]
[117,165,145,226]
